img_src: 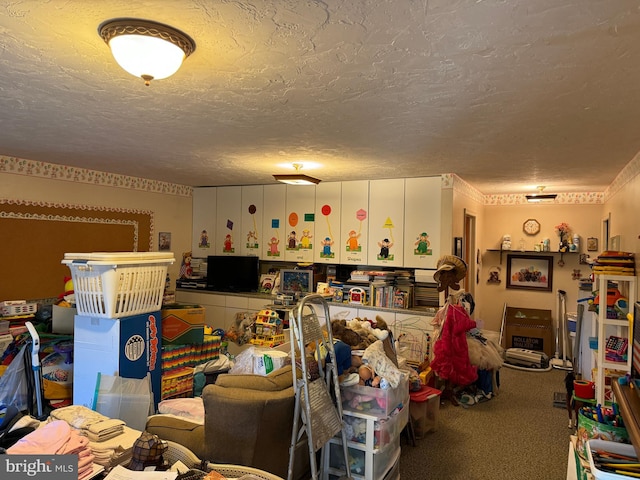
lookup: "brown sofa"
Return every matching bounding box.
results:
[145,365,309,479]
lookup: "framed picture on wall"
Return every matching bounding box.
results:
[506,254,553,292]
[159,232,171,250]
[587,237,598,252]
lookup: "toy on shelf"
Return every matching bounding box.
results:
[250,309,285,347]
[589,287,628,319]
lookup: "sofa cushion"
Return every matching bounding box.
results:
[214,364,294,391]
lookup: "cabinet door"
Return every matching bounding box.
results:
[328,304,359,322]
[404,176,441,268]
[340,180,369,265]
[240,185,264,257]
[216,186,242,256]
[368,179,404,267]
[262,184,286,260]
[314,182,342,264]
[192,187,216,257]
[284,185,316,263]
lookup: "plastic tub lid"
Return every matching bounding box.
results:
[410,385,441,402]
[64,252,174,261]
[62,252,174,266]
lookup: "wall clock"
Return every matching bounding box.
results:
[523,218,540,235]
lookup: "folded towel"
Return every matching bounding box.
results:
[84,428,124,443]
[85,418,125,436]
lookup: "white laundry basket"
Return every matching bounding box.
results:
[62,252,174,318]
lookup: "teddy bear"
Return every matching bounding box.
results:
[331,319,368,350]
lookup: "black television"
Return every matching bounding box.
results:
[206,255,260,293]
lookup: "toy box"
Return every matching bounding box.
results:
[409,385,441,437]
[161,304,205,345]
[340,373,409,417]
[73,311,162,409]
[250,309,285,347]
[343,403,408,449]
[576,408,629,461]
[329,437,399,479]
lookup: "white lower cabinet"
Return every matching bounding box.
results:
[323,402,406,480]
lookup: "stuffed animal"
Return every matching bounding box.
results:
[358,364,381,387]
[331,320,368,350]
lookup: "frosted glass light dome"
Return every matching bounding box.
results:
[99,19,196,86]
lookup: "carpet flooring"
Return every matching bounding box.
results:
[398,366,573,480]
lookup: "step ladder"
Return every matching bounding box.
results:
[287,294,352,480]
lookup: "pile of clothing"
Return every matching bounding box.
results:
[50,405,141,469]
[7,420,96,480]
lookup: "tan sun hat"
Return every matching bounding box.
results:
[433,255,468,283]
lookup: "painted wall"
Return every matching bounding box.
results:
[474,203,603,332]
[0,169,193,287]
[3,156,638,332]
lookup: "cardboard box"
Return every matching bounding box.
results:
[73,311,162,410]
[161,304,205,345]
[502,307,553,357]
[52,305,77,334]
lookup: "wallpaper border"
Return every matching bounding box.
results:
[0,155,192,197]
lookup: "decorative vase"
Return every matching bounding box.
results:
[559,233,568,252]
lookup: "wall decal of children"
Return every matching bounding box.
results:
[300,229,313,249]
[378,238,393,258]
[321,236,334,257]
[287,231,297,250]
[414,232,431,255]
[199,230,209,248]
[346,229,361,252]
[223,233,233,252]
[268,236,280,256]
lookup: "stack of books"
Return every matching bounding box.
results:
[350,270,372,282]
[592,251,635,276]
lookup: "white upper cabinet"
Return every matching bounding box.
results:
[284,185,316,263]
[215,186,242,256]
[314,182,342,264]
[403,176,442,268]
[368,179,405,267]
[340,180,370,265]
[261,184,287,260]
[240,185,264,257]
[191,187,216,257]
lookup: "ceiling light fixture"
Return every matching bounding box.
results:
[98,18,196,86]
[273,163,321,185]
[526,186,557,203]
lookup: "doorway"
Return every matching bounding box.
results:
[463,210,477,301]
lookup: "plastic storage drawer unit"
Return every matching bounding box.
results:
[340,373,409,416]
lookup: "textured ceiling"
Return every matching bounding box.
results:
[1,0,640,194]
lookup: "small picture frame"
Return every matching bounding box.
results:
[587,237,598,252]
[159,232,171,250]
